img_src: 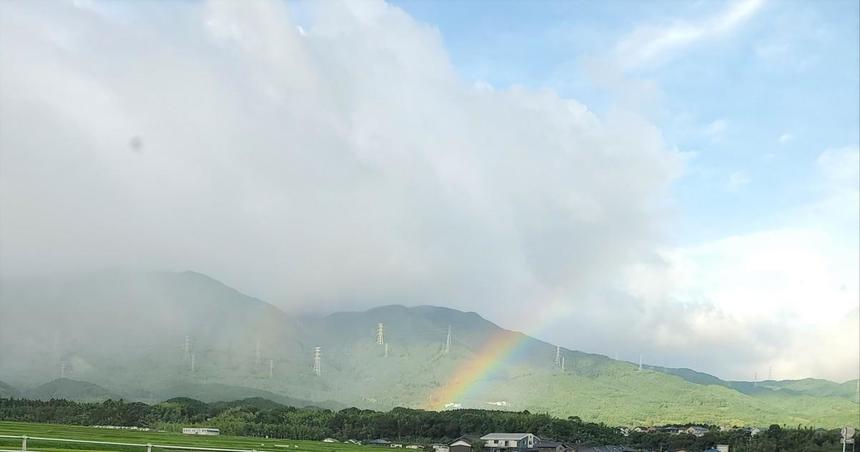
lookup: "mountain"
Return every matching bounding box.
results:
[25,378,121,402]
[0,271,857,427]
[157,382,345,410]
[646,366,860,403]
[0,380,18,398]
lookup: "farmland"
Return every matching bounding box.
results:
[0,421,371,452]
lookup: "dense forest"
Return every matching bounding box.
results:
[0,397,854,452]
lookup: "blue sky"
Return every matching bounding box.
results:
[393,0,860,245]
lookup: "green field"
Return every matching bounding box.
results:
[0,422,374,452]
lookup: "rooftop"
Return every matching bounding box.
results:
[481,433,534,440]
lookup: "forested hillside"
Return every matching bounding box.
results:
[1,272,857,427]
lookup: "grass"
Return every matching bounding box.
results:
[0,422,374,452]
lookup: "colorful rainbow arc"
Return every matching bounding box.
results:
[424,328,529,410]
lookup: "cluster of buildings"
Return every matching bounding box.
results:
[429,433,637,452]
[353,432,733,452]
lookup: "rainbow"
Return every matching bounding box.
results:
[424,296,570,411]
[424,328,531,410]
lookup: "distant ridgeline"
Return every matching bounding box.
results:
[0,271,857,428]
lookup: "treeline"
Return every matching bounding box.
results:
[0,398,853,451]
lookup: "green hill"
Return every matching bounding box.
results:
[25,378,120,402]
[1,271,856,427]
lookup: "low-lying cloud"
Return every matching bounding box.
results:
[0,0,676,312]
[0,0,856,382]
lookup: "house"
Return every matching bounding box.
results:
[450,436,480,452]
[481,433,540,452]
[536,440,570,452]
[685,426,709,437]
[181,427,220,436]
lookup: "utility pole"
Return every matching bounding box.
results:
[444,325,452,355]
[376,323,385,345]
[384,343,389,358]
[313,347,321,376]
[561,355,566,372]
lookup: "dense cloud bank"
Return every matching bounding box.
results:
[1,1,856,381]
[0,1,675,314]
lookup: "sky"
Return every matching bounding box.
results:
[0,0,857,382]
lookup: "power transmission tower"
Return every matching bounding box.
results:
[555,346,561,367]
[445,325,451,355]
[376,323,385,345]
[269,359,274,378]
[184,336,191,361]
[191,353,196,372]
[561,355,566,372]
[313,347,321,376]
[60,361,66,379]
[638,354,643,372]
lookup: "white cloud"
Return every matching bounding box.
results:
[777,132,793,144]
[614,0,765,70]
[620,146,860,381]
[0,0,854,383]
[0,0,678,325]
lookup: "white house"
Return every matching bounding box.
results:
[480,433,540,452]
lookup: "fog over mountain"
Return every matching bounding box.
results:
[0,271,856,427]
[0,0,857,383]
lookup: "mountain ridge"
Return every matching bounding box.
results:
[0,271,856,427]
